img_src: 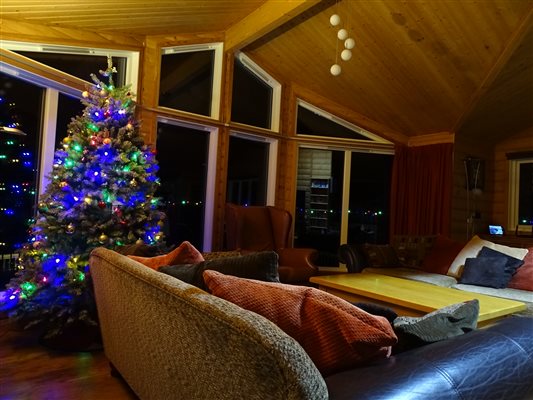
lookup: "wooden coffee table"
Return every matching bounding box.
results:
[310,273,526,326]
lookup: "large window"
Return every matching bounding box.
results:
[231,53,281,131]
[295,148,345,266]
[1,41,138,91]
[156,119,217,251]
[159,44,223,119]
[0,72,43,258]
[509,157,533,230]
[226,133,277,206]
[295,148,393,268]
[296,100,389,143]
[347,153,393,244]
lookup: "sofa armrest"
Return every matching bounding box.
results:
[277,247,319,283]
[338,244,367,273]
[325,316,533,400]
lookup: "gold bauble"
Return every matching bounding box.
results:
[136,239,144,245]
[98,233,109,244]
[66,223,75,234]
[103,138,112,144]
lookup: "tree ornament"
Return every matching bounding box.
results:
[136,238,144,245]
[66,223,75,234]
[98,201,106,209]
[130,179,138,187]
[63,137,72,144]
[103,138,112,145]
[98,233,109,244]
[59,181,69,189]
[82,91,89,98]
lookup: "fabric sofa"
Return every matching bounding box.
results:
[89,247,533,400]
[338,234,533,314]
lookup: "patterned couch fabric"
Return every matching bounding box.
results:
[391,235,437,269]
[89,247,328,400]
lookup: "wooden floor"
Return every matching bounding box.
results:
[0,317,138,400]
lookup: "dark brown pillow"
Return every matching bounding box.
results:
[159,251,279,290]
[361,244,399,268]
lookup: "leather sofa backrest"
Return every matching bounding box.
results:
[225,204,293,252]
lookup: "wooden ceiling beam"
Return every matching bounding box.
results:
[224,0,322,53]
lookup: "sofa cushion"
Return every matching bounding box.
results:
[447,235,528,277]
[392,235,436,269]
[127,241,205,270]
[158,251,279,290]
[459,257,514,289]
[361,244,399,267]
[508,248,533,291]
[478,246,524,273]
[421,235,465,275]
[203,270,397,376]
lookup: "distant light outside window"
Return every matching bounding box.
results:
[231,57,273,129]
[227,136,269,206]
[518,162,533,225]
[13,52,127,87]
[156,121,209,250]
[159,49,215,117]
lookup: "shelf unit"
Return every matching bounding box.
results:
[309,178,330,231]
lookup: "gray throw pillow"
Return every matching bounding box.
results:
[159,251,280,290]
[393,299,479,344]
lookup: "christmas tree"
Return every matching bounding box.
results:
[1,59,165,337]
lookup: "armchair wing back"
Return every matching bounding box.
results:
[225,203,319,284]
[225,204,291,251]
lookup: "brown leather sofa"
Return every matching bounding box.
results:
[225,203,318,284]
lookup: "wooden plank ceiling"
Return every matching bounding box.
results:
[1,0,532,143]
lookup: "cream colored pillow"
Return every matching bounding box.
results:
[447,235,528,278]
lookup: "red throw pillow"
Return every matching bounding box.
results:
[421,235,465,275]
[128,241,204,270]
[507,248,533,291]
[203,270,397,376]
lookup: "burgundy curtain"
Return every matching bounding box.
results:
[390,143,453,236]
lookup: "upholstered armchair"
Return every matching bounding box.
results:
[225,203,319,284]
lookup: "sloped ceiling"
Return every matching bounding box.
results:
[1,0,532,143]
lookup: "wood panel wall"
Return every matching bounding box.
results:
[451,134,494,242]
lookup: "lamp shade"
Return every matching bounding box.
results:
[330,64,341,76]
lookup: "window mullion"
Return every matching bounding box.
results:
[39,89,59,194]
